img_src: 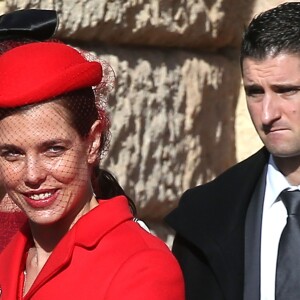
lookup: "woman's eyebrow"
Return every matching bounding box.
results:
[0,143,20,150]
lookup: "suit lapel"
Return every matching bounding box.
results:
[243,166,267,300]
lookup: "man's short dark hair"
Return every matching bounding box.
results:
[241,2,300,66]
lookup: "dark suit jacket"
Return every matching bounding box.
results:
[165,148,270,300]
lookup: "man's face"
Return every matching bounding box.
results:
[243,53,300,159]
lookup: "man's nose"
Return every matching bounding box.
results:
[261,93,281,125]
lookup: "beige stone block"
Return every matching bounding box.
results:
[85,46,241,218]
[4,0,250,49]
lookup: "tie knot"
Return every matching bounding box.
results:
[280,190,300,215]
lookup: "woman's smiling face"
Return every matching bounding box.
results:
[0,100,97,226]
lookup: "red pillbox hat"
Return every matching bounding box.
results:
[0,41,102,107]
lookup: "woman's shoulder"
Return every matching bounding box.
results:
[109,216,171,253]
[104,221,185,299]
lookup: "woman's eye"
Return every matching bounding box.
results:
[46,145,66,156]
[0,149,22,161]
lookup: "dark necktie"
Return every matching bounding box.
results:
[275,189,300,299]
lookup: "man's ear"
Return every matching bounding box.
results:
[87,120,102,164]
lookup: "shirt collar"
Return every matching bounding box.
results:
[265,155,293,208]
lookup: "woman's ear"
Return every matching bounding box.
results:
[87,120,102,164]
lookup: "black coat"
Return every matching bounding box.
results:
[165,148,269,300]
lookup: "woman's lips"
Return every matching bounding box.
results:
[23,190,58,209]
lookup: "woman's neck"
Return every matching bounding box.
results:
[29,194,99,252]
[24,195,99,295]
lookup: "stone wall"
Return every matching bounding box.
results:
[0,0,294,242]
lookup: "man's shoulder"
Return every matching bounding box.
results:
[185,147,269,199]
[165,147,269,231]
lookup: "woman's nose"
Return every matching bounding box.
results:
[23,155,47,187]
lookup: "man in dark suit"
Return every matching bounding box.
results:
[166,2,300,300]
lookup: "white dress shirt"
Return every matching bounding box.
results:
[260,155,300,300]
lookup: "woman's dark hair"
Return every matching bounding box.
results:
[56,87,110,159]
[93,169,137,215]
[0,87,137,215]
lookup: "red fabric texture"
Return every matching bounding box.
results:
[0,42,102,107]
[0,196,184,300]
[0,211,26,252]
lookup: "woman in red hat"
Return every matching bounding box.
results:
[0,40,184,300]
[0,9,58,253]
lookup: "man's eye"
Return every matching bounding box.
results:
[279,88,300,96]
[246,92,262,98]
[245,87,264,98]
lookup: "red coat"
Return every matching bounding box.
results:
[0,211,26,253]
[0,196,184,299]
